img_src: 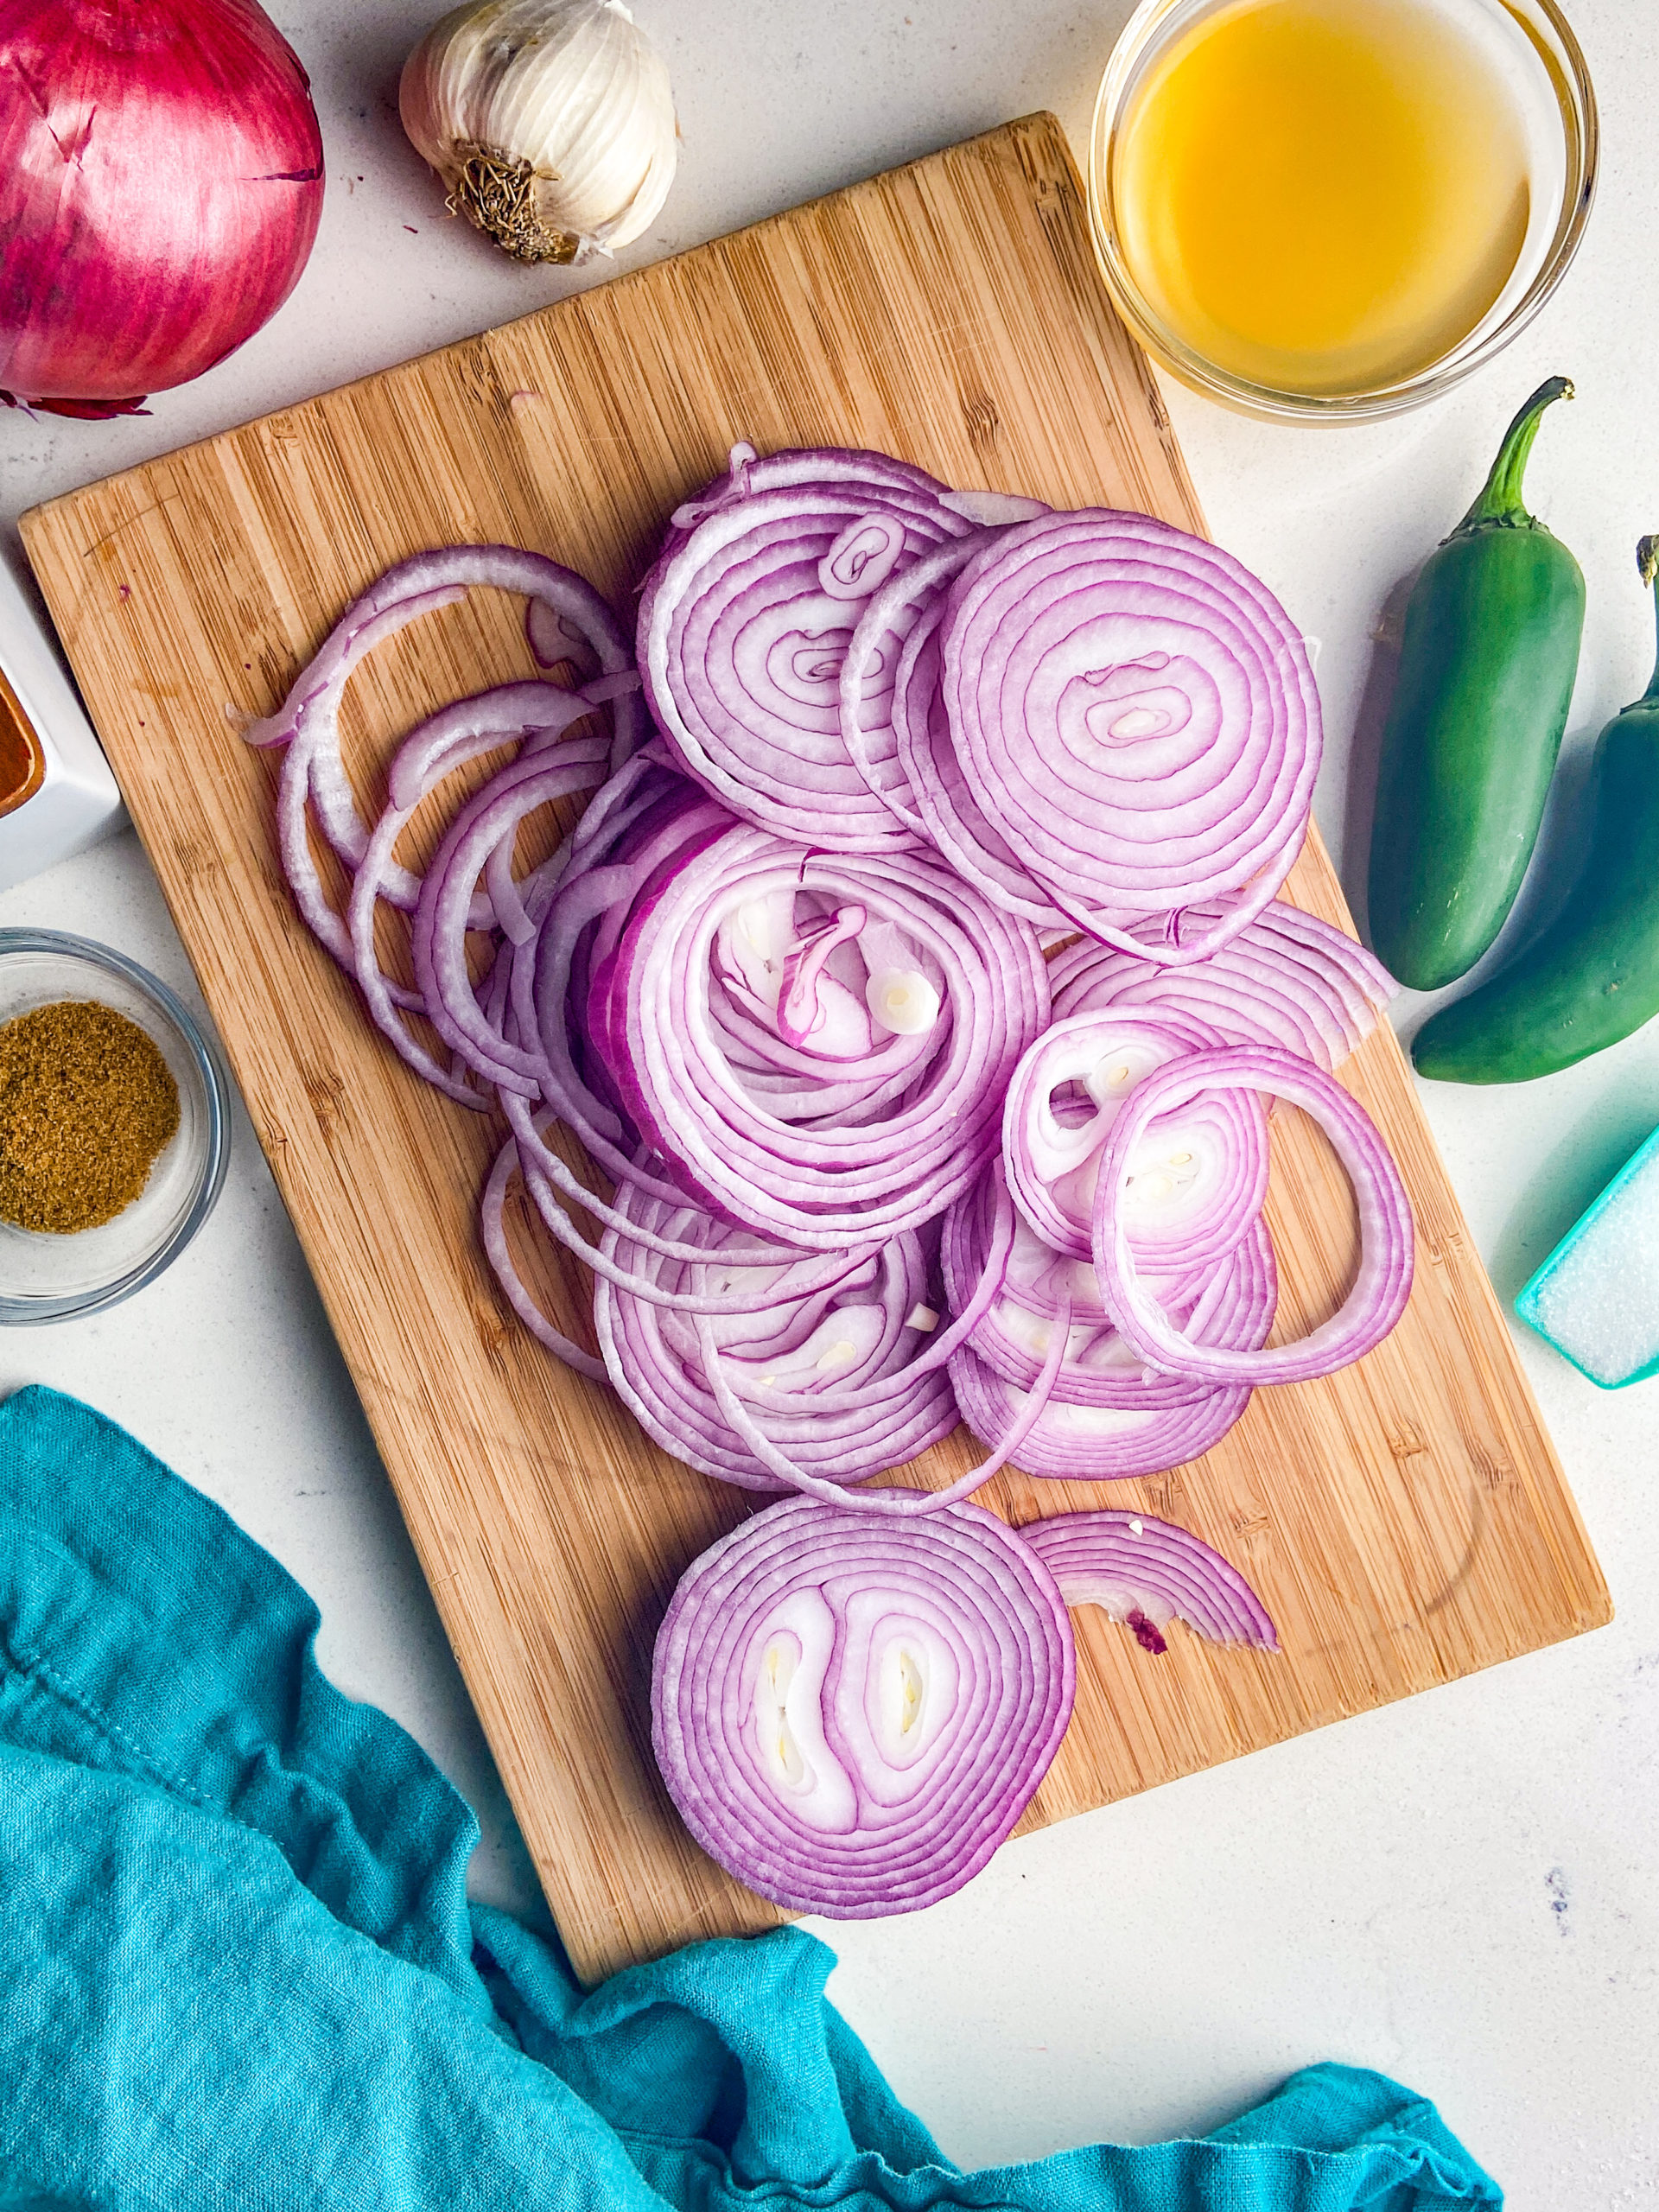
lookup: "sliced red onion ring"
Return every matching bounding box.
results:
[254,546,639,906]
[661,442,961,552]
[1094,1046,1414,1383]
[946,1166,1279,1389]
[345,696,609,1104]
[1050,900,1395,1074]
[528,755,735,1192]
[598,1161,1018,1477]
[1001,1008,1268,1269]
[595,1205,961,1492]
[639,467,974,849]
[652,1494,1075,1916]
[950,1343,1250,1481]
[594,825,1049,1246]
[480,1135,608,1382]
[694,1289,1071,1516]
[944,1160,1128,1329]
[506,1093,880,1303]
[942,1179,1274,1481]
[939,512,1320,962]
[1018,1510,1278,1651]
[839,532,995,836]
[411,741,610,1097]
[248,570,467,753]
[889,559,1074,931]
[272,588,468,970]
[951,1209,1278,1409]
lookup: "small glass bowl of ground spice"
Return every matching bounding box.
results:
[0,931,229,1323]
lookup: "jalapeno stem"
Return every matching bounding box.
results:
[1638,534,1659,704]
[1453,375,1574,537]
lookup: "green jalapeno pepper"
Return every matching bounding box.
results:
[1367,376,1585,990]
[1414,537,1659,1084]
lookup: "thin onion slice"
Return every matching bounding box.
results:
[944,1198,1275,1482]
[950,1342,1251,1481]
[1093,1045,1414,1383]
[595,1201,962,1491]
[639,461,974,849]
[480,1136,608,1382]
[889,555,1074,930]
[411,740,610,1097]
[1018,1510,1278,1651]
[839,531,994,836]
[1001,1008,1268,1268]
[691,1287,1071,1515]
[254,545,638,889]
[652,1493,1075,1916]
[346,700,609,1104]
[938,511,1320,962]
[944,1174,1280,1407]
[246,544,639,761]
[1050,900,1395,1074]
[659,442,964,553]
[529,753,735,1191]
[594,824,1050,1245]
[508,1096,880,1311]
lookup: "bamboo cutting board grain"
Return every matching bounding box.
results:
[23,114,1608,1984]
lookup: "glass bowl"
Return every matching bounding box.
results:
[1088,0,1598,423]
[0,930,231,1324]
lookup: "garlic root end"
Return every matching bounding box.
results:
[444,144,582,264]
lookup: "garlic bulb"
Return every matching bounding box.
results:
[400,0,678,266]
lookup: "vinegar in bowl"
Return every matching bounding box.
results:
[1091,0,1593,413]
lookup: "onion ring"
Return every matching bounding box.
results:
[1093,1046,1414,1383]
[1019,1510,1278,1650]
[652,1493,1075,1916]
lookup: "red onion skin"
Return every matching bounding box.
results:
[0,0,324,412]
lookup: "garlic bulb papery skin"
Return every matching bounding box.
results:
[400,0,678,266]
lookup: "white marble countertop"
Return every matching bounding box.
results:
[3,2,1656,2200]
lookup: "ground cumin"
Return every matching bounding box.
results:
[0,1001,180,1233]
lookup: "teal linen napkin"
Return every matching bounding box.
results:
[0,1385,1502,2210]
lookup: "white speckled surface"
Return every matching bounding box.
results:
[3,3,1656,2199]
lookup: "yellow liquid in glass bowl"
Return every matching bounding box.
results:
[1109,0,1534,397]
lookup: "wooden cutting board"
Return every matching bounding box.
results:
[22,113,1609,1985]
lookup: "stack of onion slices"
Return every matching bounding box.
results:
[641,462,1322,966]
[253,440,1415,1915]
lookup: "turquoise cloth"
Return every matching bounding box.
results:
[0,1384,1502,2210]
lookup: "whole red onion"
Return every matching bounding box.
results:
[0,0,324,416]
